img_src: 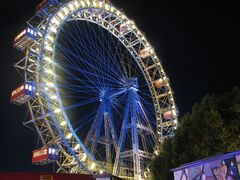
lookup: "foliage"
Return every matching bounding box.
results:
[150,87,240,180]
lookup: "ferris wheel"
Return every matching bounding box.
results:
[11,0,178,179]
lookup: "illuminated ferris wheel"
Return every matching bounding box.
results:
[11,0,178,179]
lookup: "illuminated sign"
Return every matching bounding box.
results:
[32,147,48,163]
[33,148,47,158]
[11,85,24,96]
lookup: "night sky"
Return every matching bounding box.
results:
[0,0,239,172]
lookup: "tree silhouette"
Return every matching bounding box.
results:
[150,87,240,180]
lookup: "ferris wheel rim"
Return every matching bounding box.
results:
[23,0,178,177]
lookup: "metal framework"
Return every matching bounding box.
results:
[13,0,178,179]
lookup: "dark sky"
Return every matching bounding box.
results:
[0,0,239,172]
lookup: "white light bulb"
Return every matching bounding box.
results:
[45,45,53,52]
[46,82,54,87]
[54,108,61,113]
[66,133,72,139]
[81,153,87,161]
[60,121,67,126]
[74,144,80,150]
[50,26,57,34]
[90,163,96,170]
[45,69,53,75]
[44,56,52,63]
[50,95,57,100]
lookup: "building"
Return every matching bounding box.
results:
[0,172,94,180]
[171,150,240,180]
[0,172,123,180]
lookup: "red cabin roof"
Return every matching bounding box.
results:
[11,82,36,105]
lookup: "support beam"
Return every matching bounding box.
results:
[84,90,118,171]
[113,78,156,180]
[105,113,112,170]
[130,90,141,180]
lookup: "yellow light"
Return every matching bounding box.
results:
[93,1,97,7]
[129,20,135,26]
[144,172,147,178]
[86,0,91,6]
[154,150,159,155]
[50,26,57,33]
[74,144,80,150]
[90,162,96,170]
[42,25,46,30]
[68,3,74,11]
[74,1,79,8]
[81,1,86,7]
[81,153,87,161]
[60,121,67,126]
[116,10,121,16]
[46,82,54,87]
[98,1,103,8]
[121,14,126,19]
[47,35,54,42]
[45,45,53,52]
[100,170,103,174]
[110,6,115,12]
[51,17,60,26]
[44,56,52,63]
[44,41,50,46]
[45,69,53,75]
[38,31,43,37]
[105,4,110,10]
[50,95,57,100]
[57,12,64,20]
[174,120,178,124]
[63,7,69,15]
[54,108,61,114]
[145,43,150,48]
[172,110,177,116]
[66,133,73,139]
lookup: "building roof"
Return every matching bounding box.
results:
[171,150,240,172]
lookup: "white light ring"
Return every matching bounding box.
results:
[39,0,178,174]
